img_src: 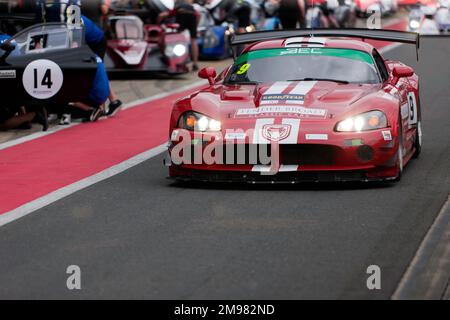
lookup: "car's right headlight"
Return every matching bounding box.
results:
[178,111,221,132]
[335,111,388,132]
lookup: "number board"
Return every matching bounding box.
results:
[22,59,64,100]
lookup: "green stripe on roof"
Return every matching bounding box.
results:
[235,48,374,65]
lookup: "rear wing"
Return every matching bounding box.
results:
[231,28,420,60]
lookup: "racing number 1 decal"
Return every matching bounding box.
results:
[407,92,418,126]
[23,59,64,100]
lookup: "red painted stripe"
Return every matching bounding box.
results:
[0,87,203,214]
[0,20,407,215]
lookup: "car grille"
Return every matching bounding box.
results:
[185,144,337,166]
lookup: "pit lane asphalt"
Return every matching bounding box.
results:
[0,38,449,299]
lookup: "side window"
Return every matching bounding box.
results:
[373,49,389,82]
[26,30,69,53]
[11,24,84,56]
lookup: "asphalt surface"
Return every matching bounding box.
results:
[0,38,449,299]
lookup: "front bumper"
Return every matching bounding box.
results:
[168,168,397,183]
[167,127,400,183]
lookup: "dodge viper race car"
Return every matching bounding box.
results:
[165,29,422,183]
[0,22,97,109]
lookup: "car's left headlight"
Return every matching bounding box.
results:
[165,43,187,57]
[335,111,388,132]
[178,111,222,132]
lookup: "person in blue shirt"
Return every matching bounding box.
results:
[63,56,111,123]
[34,4,122,119]
[0,33,10,43]
[81,14,108,60]
[81,15,122,117]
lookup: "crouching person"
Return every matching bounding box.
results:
[0,105,48,131]
[61,56,110,124]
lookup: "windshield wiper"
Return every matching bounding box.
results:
[287,78,349,84]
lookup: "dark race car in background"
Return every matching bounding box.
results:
[0,22,97,111]
[166,29,422,183]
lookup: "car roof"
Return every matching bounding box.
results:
[245,37,376,54]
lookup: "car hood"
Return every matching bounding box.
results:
[190,81,386,121]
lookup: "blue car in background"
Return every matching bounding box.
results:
[194,4,232,59]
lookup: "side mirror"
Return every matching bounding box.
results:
[198,67,217,86]
[392,65,414,84]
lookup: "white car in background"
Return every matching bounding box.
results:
[364,0,398,16]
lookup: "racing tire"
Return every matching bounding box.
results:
[394,114,404,182]
[412,120,422,159]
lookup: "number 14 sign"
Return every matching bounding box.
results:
[22,59,64,100]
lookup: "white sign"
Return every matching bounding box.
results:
[306,134,328,141]
[22,59,63,100]
[0,70,16,79]
[236,106,327,118]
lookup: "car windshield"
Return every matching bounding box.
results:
[225,47,380,84]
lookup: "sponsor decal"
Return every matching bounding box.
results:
[306,134,328,141]
[344,138,364,146]
[234,48,375,65]
[389,85,399,95]
[285,37,326,48]
[382,130,392,141]
[236,105,327,118]
[0,70,16,79]
[260,81,316,106]
[224,132,246,140]
[262,94,305,103]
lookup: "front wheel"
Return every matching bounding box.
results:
[412,120,422,159]
[394,116,404,181]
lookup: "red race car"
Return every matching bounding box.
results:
[166,29,422,183]
[105,15,191,75]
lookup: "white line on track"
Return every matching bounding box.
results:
[0,42,403,227]
[0,144,167,227]
[392,195,450,299]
